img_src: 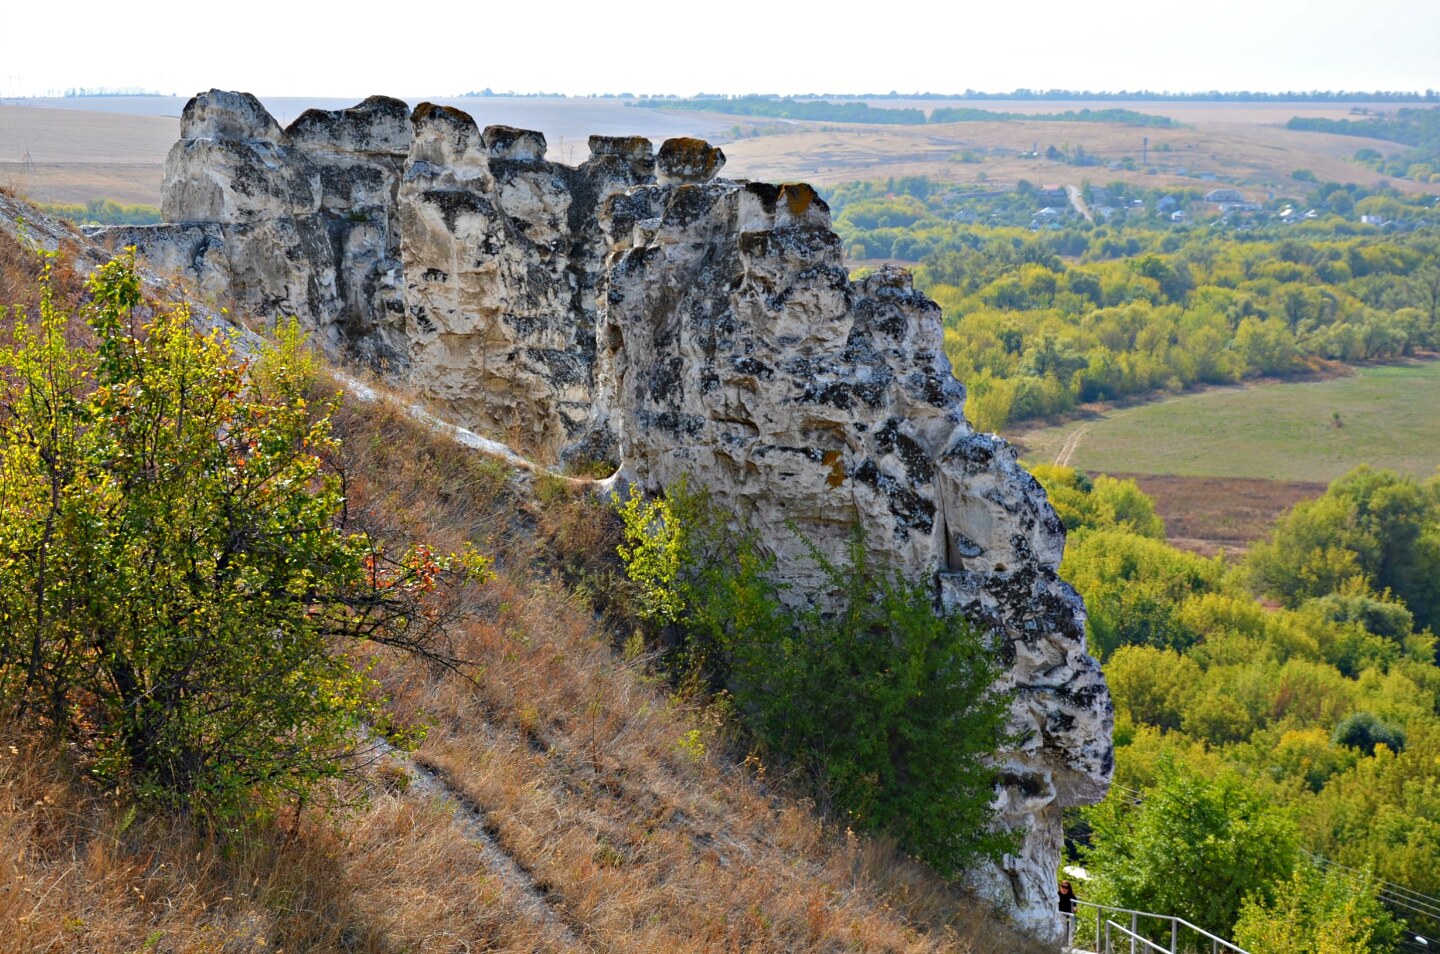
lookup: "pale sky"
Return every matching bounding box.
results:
[3,0,1436,99]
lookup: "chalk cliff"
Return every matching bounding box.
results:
[99,90,1112,942]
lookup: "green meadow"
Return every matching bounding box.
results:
[1013,360,1440,482]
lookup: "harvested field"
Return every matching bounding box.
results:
[1114,473,1327,556]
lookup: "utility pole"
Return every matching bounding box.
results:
[1142,136,1149,166]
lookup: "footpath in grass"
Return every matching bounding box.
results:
[1011,360,1440,483]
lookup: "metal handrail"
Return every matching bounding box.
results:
[1106,919,1172,954]
[1071,900,1249,954]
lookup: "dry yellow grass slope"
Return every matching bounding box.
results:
[0,222,1048,953]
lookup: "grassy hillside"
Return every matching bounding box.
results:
[0,216,1041,954]
[1014,361,1440,482]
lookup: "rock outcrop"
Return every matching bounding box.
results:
[100,91,1112,942]
[593,179,1111,933]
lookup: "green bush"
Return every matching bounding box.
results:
[0,250,486,819]
[1332,712,1406,756]
[1234,860,1403,954]
[616,481,1016,875]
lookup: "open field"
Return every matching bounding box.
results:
[1011,360,1440,482]
[3,96,1437,207]
[1115,473,1328,554]
[1010,361,1440,552]
[718,116,1439,198]
[0,104,175,204]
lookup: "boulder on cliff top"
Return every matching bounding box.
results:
[656,137,726,185]
[179,89,283,143]
[483,125,548,162]
[286,95,413,157]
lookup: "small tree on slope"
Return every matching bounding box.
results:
[0,249,487,819]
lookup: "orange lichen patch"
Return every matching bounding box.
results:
[822,450,846,488]
[410,102,476,127]
[779,182,820,217]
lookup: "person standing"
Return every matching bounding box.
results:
[1058,880,1078,948]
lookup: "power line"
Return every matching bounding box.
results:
[1302,850,1440,918]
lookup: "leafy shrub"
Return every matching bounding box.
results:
[1233,860,1403,954]
[616,480,1016,875]
[0,250,487,819]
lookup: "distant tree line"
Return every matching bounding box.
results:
[61,87,163,97]
[1288,109,1440,149]
[629,96,926,124]
[1288,109,1440,183]
[929,106,1174,126]
[39,199,161,226]
[632,97,1176,126]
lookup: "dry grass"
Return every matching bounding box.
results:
[0,294,1048,952]
[0,226,88,315]
[0,724,576,953]
[326,388,1048,953]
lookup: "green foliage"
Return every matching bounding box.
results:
[1102,646,1199,733]
[0,250,485,819]
[1305,591,1417,644]
[1247,466,1440,632]
[1233,861,1403,954]
[614,485,690,626]
[1058,468,1440,940]
[1061,529,1225,659]
[1031,464,1165,537]
[1082,758,1300,939]
[1332,712,1407,756]
[820,175,1440,431]
[615,483,1015,876]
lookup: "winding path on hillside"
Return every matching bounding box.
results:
[1054,423,1091,467]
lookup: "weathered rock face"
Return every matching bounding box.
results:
[104,92,1111,942]
[396,109,652,456]
[106,90,652,459]
[593,179,1111,938]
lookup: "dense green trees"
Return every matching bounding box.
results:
[1234,861,1404,954]
[38,199,161,226]
[930,229,1440,431]
[0,251,484,817]
[824,176,1440,432]
[1040,464,1440,947]
[1083,758,1300,939]
[615,483,1015,875]
[1247,467,1440,633]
